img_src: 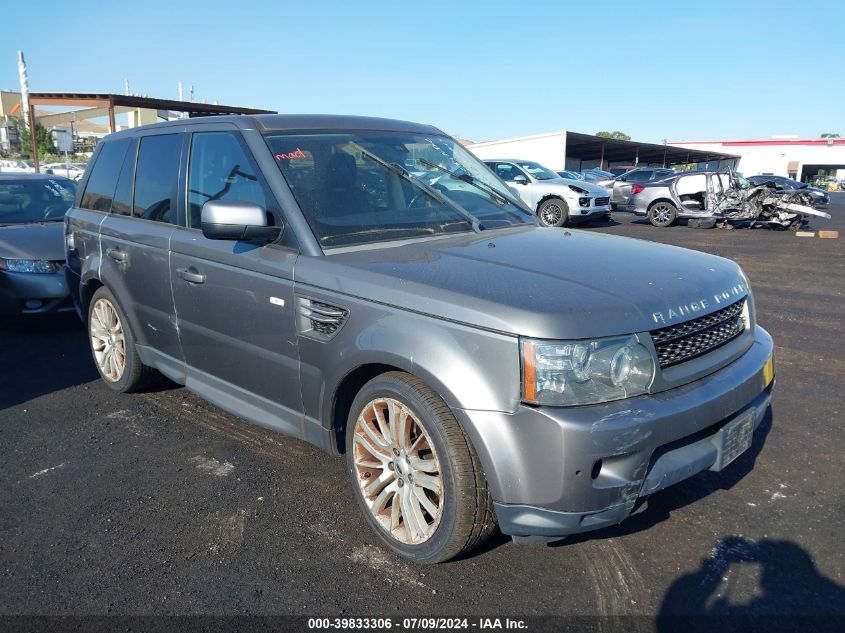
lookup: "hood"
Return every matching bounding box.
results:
[550,178,610,196]
[297,227,749,340]
[0,222,66,261]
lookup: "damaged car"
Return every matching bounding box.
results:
[631,171,831,229]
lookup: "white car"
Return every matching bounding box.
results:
[0,159,36,174]
[42,163,86,181]
[484,159,611,227]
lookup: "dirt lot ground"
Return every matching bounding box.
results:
[1,194,843,622]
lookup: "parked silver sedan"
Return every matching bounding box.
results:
[484,159,611,227]
[598,167,676,210]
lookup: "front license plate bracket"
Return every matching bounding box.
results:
[711,410,755,471]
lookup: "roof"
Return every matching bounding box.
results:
[28,92,274,116]
[564,132,737,165]
[101,114,445,137]
[469,130,567,147]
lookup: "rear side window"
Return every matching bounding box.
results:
[80,140,130,211]
[133,134,180,224]
[110,139,137,216]
[626,170,653,183]
[187,132,266,229]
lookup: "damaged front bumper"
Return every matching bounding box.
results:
[453,326,774,540]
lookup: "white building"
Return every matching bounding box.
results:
[468,130,737,172]
[669,137,845,181]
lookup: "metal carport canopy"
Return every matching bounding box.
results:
[565,131,738,168]
[26,92,275,171]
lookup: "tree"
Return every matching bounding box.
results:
[19,122,57,157]
[820,132,840,138]
[596,130,632,141]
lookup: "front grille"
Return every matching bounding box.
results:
[651,299,746,368]
[594,196,610,206]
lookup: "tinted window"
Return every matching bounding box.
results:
[626,170,653,183]
[494,162,525,181]
[110,139,137,216]
[133,134,180,223]
[80,140,130,211]
[187,132,266,229]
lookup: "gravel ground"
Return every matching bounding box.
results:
[1,194,843,621]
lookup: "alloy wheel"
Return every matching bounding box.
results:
[352,397,444,545]
[90,298,126,382]
[651,203,674,225]
[540,203,563,226]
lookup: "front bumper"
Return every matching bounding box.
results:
[453,326,774,539]
[570,197,611,222]
[0,269,73,317]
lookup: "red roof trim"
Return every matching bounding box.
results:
[671,139,845,146]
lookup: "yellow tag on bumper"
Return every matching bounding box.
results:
[763,354,775,388]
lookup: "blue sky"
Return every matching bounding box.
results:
[2,0,842,143]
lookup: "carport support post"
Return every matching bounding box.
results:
[600,142,605,169]
[107,97,116,133]
[28,104,39,173]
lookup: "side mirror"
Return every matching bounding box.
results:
[201,199,282,242]
[513,174,528,185]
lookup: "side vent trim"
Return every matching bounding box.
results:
[296,297,349,341]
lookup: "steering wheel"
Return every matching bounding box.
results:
[42,204,68,220]
[408,183,449,209]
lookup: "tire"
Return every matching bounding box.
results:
[648,201,678,227]
[345,372,496,564]
[537,197,569,227]
[87,286,157,392]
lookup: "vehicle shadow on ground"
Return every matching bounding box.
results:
[0,317,99,410]
[656,535,845,625]
[549,407,774,547]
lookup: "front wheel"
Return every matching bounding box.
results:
[538,198,569,227]
[346,372,496,564]
[648,201,678,227]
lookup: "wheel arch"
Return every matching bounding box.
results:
[536,193,568,213]
[647,197,677,212]
[79,277,104,318]
[330,362,404,454]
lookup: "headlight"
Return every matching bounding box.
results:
[0,258,61,274]
[521,335,654,406]
[568,184,589,195]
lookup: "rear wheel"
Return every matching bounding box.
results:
[648,201,678,227]
[538,198,568,227]
[88,286,156,392]
[346,372,496,564]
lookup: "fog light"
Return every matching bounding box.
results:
[25,299,43,309]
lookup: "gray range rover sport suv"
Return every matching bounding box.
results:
[65,115,775,563]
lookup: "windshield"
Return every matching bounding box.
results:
[265,131,533,247]
[513,161,559,181]
[0,178,76,225]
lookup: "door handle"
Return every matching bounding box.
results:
[106,247,127,263]
[176,267,206,284]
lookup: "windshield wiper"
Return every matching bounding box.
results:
[349,143,483,233]
[417,158,533,220]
